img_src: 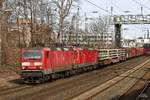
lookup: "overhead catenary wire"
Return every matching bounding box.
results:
[132,0,150,10]
[84,0,111,14]
[131,0,150,38]
[108,0,127,15]
[108,0,138,14]
[114,2,137,13]
[111,2,124,12]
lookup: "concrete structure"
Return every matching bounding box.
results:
[62,32,114,48]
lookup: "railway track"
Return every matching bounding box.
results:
[136,81,150,100]
[0,85,32,95]
[68,59,150,100]
[0,56,148,100]
[118,66,150,100]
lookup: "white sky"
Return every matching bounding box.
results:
[79,0,150,39]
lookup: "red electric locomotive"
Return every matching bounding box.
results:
[20,47,98,83]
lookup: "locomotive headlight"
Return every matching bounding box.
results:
[22,62,30,66]
[39,66,43,69]
[22,66,25,69]
[34,62,42,66]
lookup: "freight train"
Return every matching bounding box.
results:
[20,47,145,83]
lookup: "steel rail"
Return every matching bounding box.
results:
[136,81,150,100]
[69,59,150,100]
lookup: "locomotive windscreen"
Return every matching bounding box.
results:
[22,51,42,59]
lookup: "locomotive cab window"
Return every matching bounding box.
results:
[22,51,42,59]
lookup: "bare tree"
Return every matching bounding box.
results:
[9,0,80,47]
[52,0,79,45]
[0,0,17,66]
[0,0,3,66]
[8,0,54,47]
[89,16,110,48]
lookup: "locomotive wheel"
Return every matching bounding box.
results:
[65,71,70,77]
[61,72,65,79]
[39,78,45,83]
